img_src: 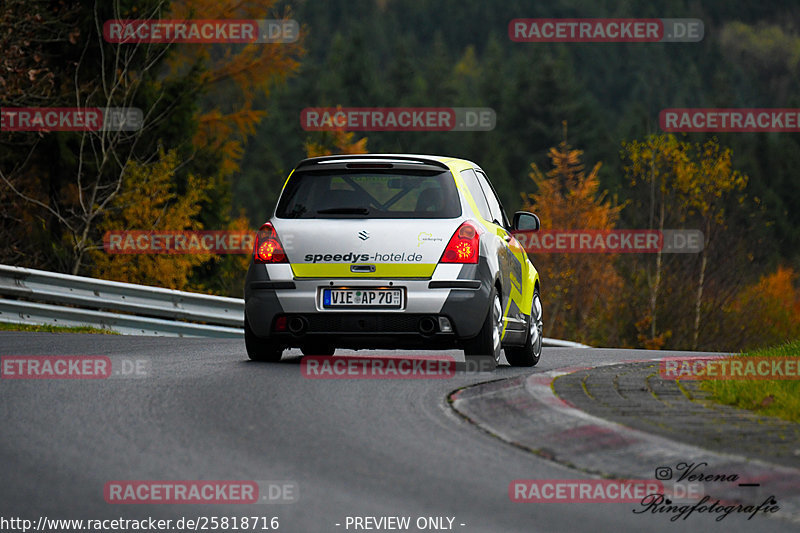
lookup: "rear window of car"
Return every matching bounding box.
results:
[275,170,462,218]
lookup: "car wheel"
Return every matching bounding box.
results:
[301,343,336,356]
[464,287,503,363]
[244,314,284,362]
[505,288,542,367]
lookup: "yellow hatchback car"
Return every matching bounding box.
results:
[244,154,542,367]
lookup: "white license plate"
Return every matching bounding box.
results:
[322,288,402,308]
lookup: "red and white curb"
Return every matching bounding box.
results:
[450,359,800,523]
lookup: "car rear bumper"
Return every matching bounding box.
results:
[261,313,459,349]
[244,262,494,348]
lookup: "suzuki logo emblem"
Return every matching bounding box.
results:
[358,230,370,241]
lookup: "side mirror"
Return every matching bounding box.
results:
[513,211,540,231]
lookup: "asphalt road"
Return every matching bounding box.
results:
[0,332,795,533]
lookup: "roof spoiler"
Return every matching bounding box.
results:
[295,154,450,171]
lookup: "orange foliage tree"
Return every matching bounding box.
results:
[167,0,305,178]
[521,124,624,344]
[725,266,800,351]
[93,0,308,295]
[304,129,368,157]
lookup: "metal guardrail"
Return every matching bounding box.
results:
[0,264,243,337]
[0,264,590,346]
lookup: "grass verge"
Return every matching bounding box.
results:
[0,322,118,334]
[700,340,800,423]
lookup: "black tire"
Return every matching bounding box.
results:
[464,287,503,363]
[505,288,543,367]
[244,314,284,362]
[301,343,335,356]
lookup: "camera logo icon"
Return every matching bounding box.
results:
[655,467,673,480]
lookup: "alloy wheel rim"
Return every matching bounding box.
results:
[492,294,503,361]
[530,293,543,357]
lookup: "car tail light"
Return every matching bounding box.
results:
[253,222,288,264]
[439,221,481,264]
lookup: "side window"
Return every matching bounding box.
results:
[459,169,492,221]
[475,170,509,227]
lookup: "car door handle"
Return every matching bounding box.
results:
[351,264,376,273]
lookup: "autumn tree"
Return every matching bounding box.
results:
[1,0,304,297]
[676,139,748,349]
[621,135,694,348]
[89,149,212,289]
[725,266,800,351]
[157,0,305,295]
[521,123,624,344]
[622,135,748,350]
[1,0,192,274]
[165,0,304,178]
[304,129,368,157]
